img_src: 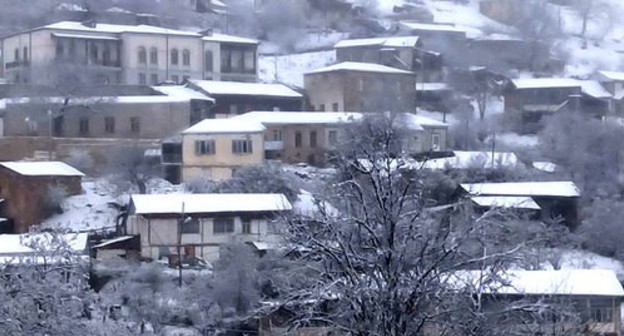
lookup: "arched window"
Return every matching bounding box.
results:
[182,49,190,66]
[138,46,147,64]
[149,47,158,65]
[171,48,179,65]
[205,50,213,72]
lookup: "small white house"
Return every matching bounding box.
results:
[126,193,292,262]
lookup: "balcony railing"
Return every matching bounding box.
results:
[264,141,284,151]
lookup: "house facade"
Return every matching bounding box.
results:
[0,161,84,233]
[334,36,421,71]
[1,20,258,85]
[180,118,266,182]
[304,62,416,112]
[126,193,292,262]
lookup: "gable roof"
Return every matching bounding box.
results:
[151,85,215,102]
[580,80,612,99]
[130,193,292,215]
[510,78,581,90]
[399,21,467,34]
[0,232,89,265]
[597,70,624,82]
[306,62,414,75]
[44,21,200,37]
[188,80,302,98]
[461,181,580,198]
[182,118,266,134]
[334,36,419,49]
[234,111,362,125]
[0,161,84,177]
[449,269,624,297]
[202,33,258,45]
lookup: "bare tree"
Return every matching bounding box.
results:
[107,145,161,194]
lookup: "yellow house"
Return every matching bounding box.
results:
[181,118,265,182]
[127,193,292,262]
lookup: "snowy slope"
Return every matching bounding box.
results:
[259,50,336,88]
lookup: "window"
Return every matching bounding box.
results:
[181,218,200,234]
[231,49,243,72]
[295,131,302,148]
[171,75,179,83]
[332,103,339,111]
[104,117,115,133]
[432,134,441,151]
[358,78,364,91]
[14,48,19,61]
[138,73,146,84]
[328,130,338,145]
[213,218,234,234]
[319,104,325,111]
[149,47,158,64]
[194,139,215,155]
[103,45,111,65]
[130,117,140,133]
[68,40,75,58]
[232,139,253,154]
[310,130,318,148]
[229,104,238,115]
[272,129,282,141]
[22,47,27,62]
[243,50,255,73]
[138,47,147,64]
[55,42,64,57]
[182,49,190,66]
[242,219,251,234]
[171,48,179,65]
[150,74,158,84]
[79,118,89,135]
[220,48,231,72]
[205,50,213,72]
[91,44,99,61]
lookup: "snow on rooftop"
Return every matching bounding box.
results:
[4,96,191,105]
[416,82,450,91]
[259,50,336,88]
[334,36,419,49]
[0,232,89,264]
[44,21,199,37]
[420,151,518,170]
[399,21,467,34]
[411,114,449,128]
[131,193,292,215]
[293,190,339,217]
[533,161,558,173]
[202,33,258,44]
[580,80,612,99]
[306,62,414,75]
[461,181,581,198]
[470,196,541,210]
[151,85,214,102]
[182,118,265,134]
[598,70,624,82]
[188,80,302,98]
[92,235,135,249]
[0,161,84,177]
[450,269,624,297]
[235,111,362,125]
[510,78,581,90]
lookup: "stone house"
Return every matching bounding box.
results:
[398,21,468,67]
[0,161,84,233]
[186,79,304,118]
[334,36,421,71]
[304,62,416,112]
[126,193,292,262]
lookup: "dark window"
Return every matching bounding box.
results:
[328,130,338,145]
[244,50,255,73]
[149,47,158,64]
[14,48,19,61]
[195,139,216,155]
[232,139,253,154]
[55,42,64,57]
[295,131,302,148]
[103,45,111,65]
[182,49,190,66]
[220,48,231,72]
[130,117,140,133]
[79,118,89,135]
[138,73,146,84]
[104,117,115,133]
[231,49,243,72]
[213,218,234,234]
[181,218,200,234]
[242,219,251,234]
[91,43,99,61]
[332,103,339,111]
[205,50,213,72]
[22,47,27,61]
[171,48,179,65]
[138,47,147,64]
[310,130,317,148]
[319,104,325,111]
[272,129,282,141]
[150,74,158,84]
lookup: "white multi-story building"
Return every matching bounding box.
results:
[1,20,258,85]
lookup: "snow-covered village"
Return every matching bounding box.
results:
[2,0,624,334]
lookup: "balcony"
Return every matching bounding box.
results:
[264,141,284,151]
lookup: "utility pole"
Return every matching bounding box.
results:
[47,109,53,161]
[178,202,185,287]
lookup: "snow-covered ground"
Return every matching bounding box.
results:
[259,50,336,88]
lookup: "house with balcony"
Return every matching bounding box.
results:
[1,20,259,85]
[126,193,292,262]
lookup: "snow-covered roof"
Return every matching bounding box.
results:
[3,96,191,105]
[293,189,340,217]
[533,161,558,173]
[0,232,89,264]
[399,21,467,34]
[51,32,120,41]
[470,196,541,210]
[202,33,258,45]
[420,151,518,170]
[597,70,624,82]
[416,82,450,91]
[235,111,362,125]
[44,21,199,37]
[130,193,292,215]
[334,36,419,49]
[92,235,135,249]
[182,118,266,134]
[461,181,580,198]
[580,80,612,99]
[411,114,449,128]
[306,62,414,75]
[188,80,302,98]
[151,85,215,102]
[0,161,84,177]
[449,269,624,297]
[510,78,581,90]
